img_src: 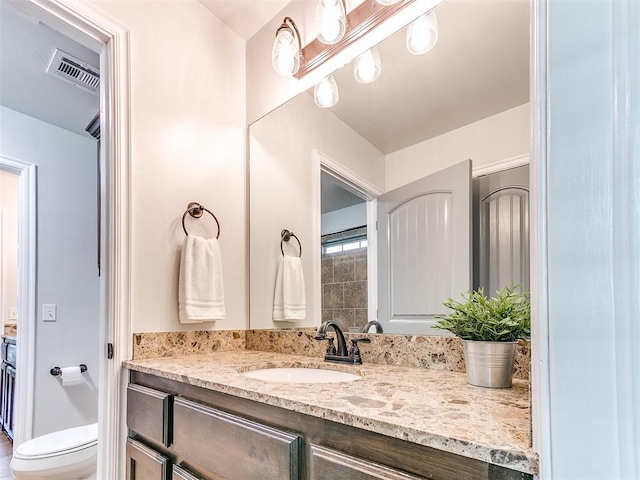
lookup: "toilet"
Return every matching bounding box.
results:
[10,423,98,480]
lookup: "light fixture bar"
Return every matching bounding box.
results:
[295,0,416,79]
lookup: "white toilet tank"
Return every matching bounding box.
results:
[11,423,98,480]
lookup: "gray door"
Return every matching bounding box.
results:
[377,160,472,335]
[473,165,529,295]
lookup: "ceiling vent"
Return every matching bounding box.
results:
[46,49,100,96]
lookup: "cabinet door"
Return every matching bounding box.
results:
[127,384,173,447]
[172,465,216,480]
[126,437,169,480]
[0,363,6,429]
[173,397,301,480]
[310,444,425,480]
[5,366,14,440]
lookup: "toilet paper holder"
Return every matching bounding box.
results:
[50,364,87,376]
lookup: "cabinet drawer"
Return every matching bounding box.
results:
[126,437,169,480]
[172,465,203,480]
[310,444,425,480]
[173,397,301,480]
[127,384,173,447]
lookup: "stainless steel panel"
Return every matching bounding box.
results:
[173,397,301,480]
[127,384,172,447]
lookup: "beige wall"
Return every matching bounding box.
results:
[91,0,247,333]
[385,103,530,190]
[0,170,18,327]
[249,92,384,330]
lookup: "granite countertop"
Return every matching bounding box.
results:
[124,350,537,475]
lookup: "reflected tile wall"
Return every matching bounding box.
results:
[321,226,368,332]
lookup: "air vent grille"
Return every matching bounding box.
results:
[46,49,100,96]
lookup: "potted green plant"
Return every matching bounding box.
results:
[435,286,531,388]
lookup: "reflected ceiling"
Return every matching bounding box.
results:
[326,0,530,154]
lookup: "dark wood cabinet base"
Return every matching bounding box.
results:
[129,371,532,480]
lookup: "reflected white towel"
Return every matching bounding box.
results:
[273,255,306,321]
[179,235,225,323]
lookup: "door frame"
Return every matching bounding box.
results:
[0,156,36,448]
[7,1,131,477]
[313,149,383,326]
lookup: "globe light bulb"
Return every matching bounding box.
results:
[316,0,346,45]
[314,75,339,108]
[272,26,300,76]
[354,48,381,83]
[406,11,438,55]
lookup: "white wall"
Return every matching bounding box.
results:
[0,105,99,436]
[91,0,247,333]
[385,103,530,191]
[0,171,18,327]
[321,203,367,236]
[250,92,384,330]
[538,0,640,477]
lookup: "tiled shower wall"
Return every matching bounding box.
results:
[321,227,368,332]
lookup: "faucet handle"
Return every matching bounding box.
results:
[325,337,337,355]
[348,337,371,360]
[315,334,337,355]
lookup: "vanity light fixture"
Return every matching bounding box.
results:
[272,17,302,76]
[406,11,438,55]
[314,75,339,108]
[316,0,347,45]
[354,47,381,83]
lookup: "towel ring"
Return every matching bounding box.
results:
[280,229,302,257]
[182,202,220,238]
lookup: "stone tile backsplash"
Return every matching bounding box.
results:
[132,330,245,359]
[133,328,531,381]
[3,324,16,337]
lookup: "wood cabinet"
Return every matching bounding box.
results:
[309,444,424,480]
[126,437,169,480]
[127,371,532,480]
[0,337,16,441]
[173,397,301,479]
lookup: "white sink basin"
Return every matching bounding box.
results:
[242,367,361,384]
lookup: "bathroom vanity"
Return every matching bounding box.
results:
[0,336,16,441]
[125,351,536,479]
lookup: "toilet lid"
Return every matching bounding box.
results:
[15,423,98,459]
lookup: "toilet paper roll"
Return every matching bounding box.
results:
[60,366,82,386]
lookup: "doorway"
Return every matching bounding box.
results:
[0,1,130,477]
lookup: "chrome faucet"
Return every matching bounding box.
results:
[361,320,384,334]
[315,321,370,364]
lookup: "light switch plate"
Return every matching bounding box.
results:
[9,307,17,320]
[43,304,57,322]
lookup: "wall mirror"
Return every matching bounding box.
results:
[249,0,530,335]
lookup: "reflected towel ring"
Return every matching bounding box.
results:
[182,202,220,238]
[280,229,302,257]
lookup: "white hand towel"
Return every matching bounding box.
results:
[273,255,306,321]
[179,235,225,323]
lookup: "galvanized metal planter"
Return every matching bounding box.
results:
[462,340,517,388]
